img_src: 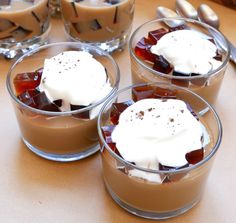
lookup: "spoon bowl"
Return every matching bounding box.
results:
[198,4,220,29]
[176,0,198,20]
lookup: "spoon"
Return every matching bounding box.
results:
[156,6,183,27]
[175,0,236,64]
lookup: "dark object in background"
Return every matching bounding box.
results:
[212,0,236,10]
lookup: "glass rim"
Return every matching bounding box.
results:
[97,82,223,174]
[6,41,120,116]
[129,17,230,80]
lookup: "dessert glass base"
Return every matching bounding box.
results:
[23,138,99,162]
[104,180,200,219]
[0,26,51,59]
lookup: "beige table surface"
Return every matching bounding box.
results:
[0,0,236,222]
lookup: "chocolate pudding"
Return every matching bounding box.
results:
[98,83,221,219]
[61,0,134,51]
[15,108,98,155]
[0,0,50,42]
[129,19,230,105]
[7,43,119,161]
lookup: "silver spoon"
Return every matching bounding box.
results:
[156,6,183,27]
[175,0,236,64]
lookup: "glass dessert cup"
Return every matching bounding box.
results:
[129,18,230,105]
[60,0,135,53]
[98,82,222,219]
[0,0,51,59]
[7,42,120,162]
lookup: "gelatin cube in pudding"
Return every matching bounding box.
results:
[169,24,188,32]
[101,126,121,156]
[18,90,60,111]
[104,0,120,5]
[0,0,11,6]
[53,99,62,107]
[159,163,189,182]
[32,92,61,112]
[17,89,40,107]
[132,85,155,102]
[186,148,204,165]
[90,19,102,31]
[134,37,157,63]
[14,70,42,95]
[10,26,32,41]
[153,55,173,74]
[70,104,90,119]
[148,28,168,44]
[110,100,134,125]
[153,86,177,99]
[0,19,14,31]
[101,125,116,144]
[214,51,223,61]
[171,71,190,87]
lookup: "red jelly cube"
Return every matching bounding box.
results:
[148,28,168,44]
[169,24,188,32]
[101,125,116,144]
[153,86,177,99]
[186,148,204,165]
[17,89,40,107]
[70,104,90,119]
[171,71,190,87]
[134,37,157,63]
[214,51,222,61]
[153,55,173,74]
[132,85,155,102]
[18,90,60,112]
[101,126,121,156]
[32,91,61,112]
[110,100,134,125]
[14,70,42,95]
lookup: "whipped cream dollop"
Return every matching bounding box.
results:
[39,51,112,117]
[111,99,208,182]
[151,29,222,75]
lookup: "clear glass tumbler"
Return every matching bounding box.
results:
[129,18,230,105]
[98,82,222,219]
[60,0,135,53]
[0,0,51,59]
[7,42,120,162]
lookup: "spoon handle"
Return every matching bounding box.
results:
[228,41,236,64]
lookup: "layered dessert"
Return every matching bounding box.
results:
[13,50,113,157]
[60,0,134,43]
[0,0,50,42]
[131,23,228,104]
[99,84,216,216]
